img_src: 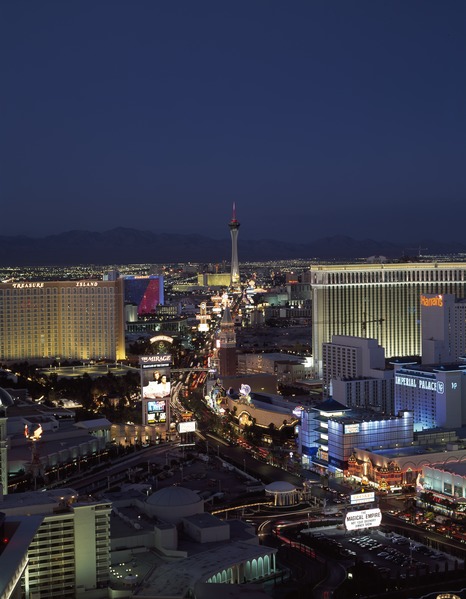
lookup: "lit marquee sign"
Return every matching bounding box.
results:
[350,491,375,505]
[140,354,172,368]
[140,353,172,427]
[344,423,360,434]
[345,508,382,531]
[146,400,166,424]
[150,335,174,345]
[177,421,197,433]
[421,294,443,307]
[12,282,44,289]
[10,281,103,289]
[395,375,444,394]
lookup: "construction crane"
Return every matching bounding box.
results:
[361,316,385,335]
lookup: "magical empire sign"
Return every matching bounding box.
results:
[345,508,382,531]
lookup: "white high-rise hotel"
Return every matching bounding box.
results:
[311,262,466,376]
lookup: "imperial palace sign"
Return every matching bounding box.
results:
[395,375,444,394]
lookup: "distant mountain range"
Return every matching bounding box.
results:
[0,228,465,266]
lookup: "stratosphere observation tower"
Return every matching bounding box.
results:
[229,203,240,288]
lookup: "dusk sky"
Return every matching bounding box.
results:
[2,1,465,243]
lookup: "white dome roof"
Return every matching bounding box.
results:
[147,485,201,507]
[265,481,296,493]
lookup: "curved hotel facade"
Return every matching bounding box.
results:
[311,262,466,376]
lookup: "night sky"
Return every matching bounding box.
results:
[2,1,465,243]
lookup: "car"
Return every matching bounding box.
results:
[393,537,409,545]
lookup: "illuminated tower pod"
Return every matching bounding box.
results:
[310,262,466,377]
[229,203,240,287]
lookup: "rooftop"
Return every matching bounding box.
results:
[365,445,460,459]
[427,462,466,477]
[0,488,78,513]
[139,541,276,598]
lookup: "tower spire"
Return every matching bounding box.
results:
[228,203,240,287]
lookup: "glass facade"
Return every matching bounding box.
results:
[299,406,414,473]
[327,411,414,470]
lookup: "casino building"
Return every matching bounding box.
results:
[419,462,466,520]
[393,362,466,431]
[0,280,125,362]
[297,397,414,474]
[310,262,466,376]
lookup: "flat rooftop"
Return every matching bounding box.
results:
[365,445,458,459]
[138,541,276,598]
[38,363,139,380]
[0,488,78,512]
[425,462,466,476]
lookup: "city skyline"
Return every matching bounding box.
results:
[2,1,465,243]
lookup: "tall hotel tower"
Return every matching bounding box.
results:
[229,203,240,287]
[311,262,466,376]
[0,279,125,361]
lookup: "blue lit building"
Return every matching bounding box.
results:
[394,362,466,431]
[298,397,414,475]
[298,398,350,471]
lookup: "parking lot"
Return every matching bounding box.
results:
[300,526,462,577]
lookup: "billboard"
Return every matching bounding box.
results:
[177,421,197,434]
[140,354,172,426]
[142,369,171,399]
[345,508,382,531]
[140,354,172,368]
[344,423,360,434]
[350,491,375,506]
[124,276,164,316]
[146,399,167,424]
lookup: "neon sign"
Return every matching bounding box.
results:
[395,375,444,394]
[345,423,360,434]
[12,282,44,288]
[421,294,443,307]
